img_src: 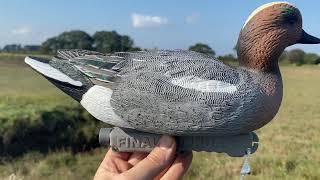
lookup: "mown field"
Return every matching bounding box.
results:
[0,54,319,180]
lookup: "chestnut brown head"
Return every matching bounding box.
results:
[237,2,320,72]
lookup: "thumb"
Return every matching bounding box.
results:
[122,135,176,180]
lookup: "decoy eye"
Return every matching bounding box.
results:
[288,19,296,25]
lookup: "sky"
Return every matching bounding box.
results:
[1,0,320,55]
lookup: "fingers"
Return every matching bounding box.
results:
[97,148,133,174]
[128,152,148,166]
[122,135,176,180]
[106,149,131,161]
[161,151,193,180]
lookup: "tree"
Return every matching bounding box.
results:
[23,45,41,52]
[3,44,22,52]
[93,31,137,53]
[41,37,60,54]
[217,54,237,63]
[188,43,215,56]
[287,49,305,65]
[57,30,93,50]
[1,44,41,53]
[304,53,319,64]
[314,58,320,64]
[40,30,139,54]
[41,30,93,54]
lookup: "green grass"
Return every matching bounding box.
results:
[0,55,76,127]
[0,55,320,179]
[0,55,102,157]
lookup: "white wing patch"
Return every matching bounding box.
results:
[171,76,238,93]
[25,56,83,87]
[80,85,132,128]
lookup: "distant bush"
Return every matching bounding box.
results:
[217,54,237,64]
[0,105,108,157]
[93,31,140,53]
[287,49,305,65]
[40,30,140,54]
[41,30,94,54]
[280,49,320,65]
[1,44,41,54]
[303,53,320,64]
[188,43,216,57]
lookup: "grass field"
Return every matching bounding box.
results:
[0,55,76,120]
[0,55,319,179]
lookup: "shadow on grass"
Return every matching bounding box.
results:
[0,105,108,157]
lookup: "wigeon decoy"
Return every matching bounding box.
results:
[25,2,320,136]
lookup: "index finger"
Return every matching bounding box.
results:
[99,148,133,173]
[106,148,132,161]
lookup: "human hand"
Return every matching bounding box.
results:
[94,135,193,180]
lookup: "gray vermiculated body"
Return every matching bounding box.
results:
[31,50,283,136]
[110,50,283,135]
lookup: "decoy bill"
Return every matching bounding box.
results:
[25,2,320,137]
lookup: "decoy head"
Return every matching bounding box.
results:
[237,2,320,72]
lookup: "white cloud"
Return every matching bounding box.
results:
[186,13,200,24]
[11,27,31,35]
[131,13,168,28]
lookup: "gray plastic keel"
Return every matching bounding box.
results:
[99,127,259,157]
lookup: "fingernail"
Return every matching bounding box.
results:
[158,135,174,150]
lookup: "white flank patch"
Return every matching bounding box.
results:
[25,56,82,87]
[80,85,131,128]
[242,1,291,29]
[171,76,238,93]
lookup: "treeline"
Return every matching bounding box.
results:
[1,30,319,65]
[41,30,141,54]
[2,30,141,54]
[2,44,41,53]
[280,49,320,65]
[3,30,219,56]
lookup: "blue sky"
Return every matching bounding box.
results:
[1,0,320,55]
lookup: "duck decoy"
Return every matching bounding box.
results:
[25,2,320,156]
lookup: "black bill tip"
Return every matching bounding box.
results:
[298,30,320,44]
